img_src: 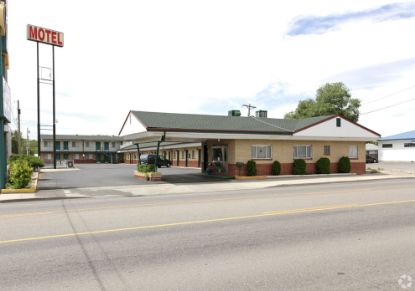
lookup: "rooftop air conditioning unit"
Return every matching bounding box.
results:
[228,110,241,117]
[255,110,268,118]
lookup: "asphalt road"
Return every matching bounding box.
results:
[1,178,415,290]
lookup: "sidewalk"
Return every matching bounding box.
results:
[1,172,413,202]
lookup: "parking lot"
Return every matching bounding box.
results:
[38,163,230,190]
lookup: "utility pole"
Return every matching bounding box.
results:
[26,128,30,156]
[17,100,21,154]
[242,104,257,117]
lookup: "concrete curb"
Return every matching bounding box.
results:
[1,173,413,202]
[1,172,39,194]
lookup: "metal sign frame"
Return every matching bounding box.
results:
[28,24,63,169]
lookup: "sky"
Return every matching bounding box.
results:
[7,0,415,138]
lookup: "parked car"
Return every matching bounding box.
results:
[366,155,378,163]
[140,154,172,167]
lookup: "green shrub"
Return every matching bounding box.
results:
[27,156,44,169]
[271,161,281,175]
[338,156,351,173]
[246,160,257,176]
[293,159,306,175]
[316,157,330,174]
[8,159,33,189]
[9,155,44,169]
[137,164,156,173]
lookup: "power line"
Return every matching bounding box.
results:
[361,96,415,115]
[361,84,415,106]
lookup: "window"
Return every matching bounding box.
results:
[192,150,195,159]
[85,141,90,147]
[336,118,341,127]
[293,145,312,159]
[382,144,393,148]
[112,142,116,148]
[72,141,76,148]
[96,142,101,151]
[104,142,109,151]
[324,145,331,156]
[181,151,185,159]
[251,145,272,159]
[55,141,61,150]
[63,153,68,160]
[63,141,69,150]
[349,145,358,159]
[404,143,415,148]
[43,141,48,147]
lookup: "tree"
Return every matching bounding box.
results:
[11,130,22,154]
[284,82,361,122]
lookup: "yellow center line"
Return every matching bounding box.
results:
[1,199,414,245]
[1,184,412,219]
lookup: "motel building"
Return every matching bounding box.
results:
[118,142,202,167]
[40,135,123,164]
[119,110,380,176]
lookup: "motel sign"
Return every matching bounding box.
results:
[27,24,64,47]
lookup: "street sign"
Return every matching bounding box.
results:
[27,24,64,47]
[2,78,10,122]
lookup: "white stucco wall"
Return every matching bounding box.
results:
[378,140,415,162]
[294,117,379,140]
[119,113,147,136]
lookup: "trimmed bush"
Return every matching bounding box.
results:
[8,159,33,189]
[137,164,156,173]
[271,161,281,175]
[235,162,245,176]
[293,159,306,175]
[316,157,330,174]
[246,160,257,176]
[338,156,351,173]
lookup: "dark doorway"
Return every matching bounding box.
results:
[198,149,201,167]
[203,144,208,171]
[185,150,189,167]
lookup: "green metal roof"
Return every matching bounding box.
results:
[130,111,334,134]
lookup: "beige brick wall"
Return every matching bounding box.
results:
[233,140,365,164]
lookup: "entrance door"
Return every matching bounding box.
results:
[176,150,180,166]
[198,149,201,168]
[211,145,228,174]
[185,150,189,167]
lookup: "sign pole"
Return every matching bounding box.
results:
[0,34,5,189]
[37,42,40,158]
[52,46,56,169]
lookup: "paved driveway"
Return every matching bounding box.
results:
[366,161,415,175]
[38,164,228,190]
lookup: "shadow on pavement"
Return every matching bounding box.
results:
[161,173,232,184]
